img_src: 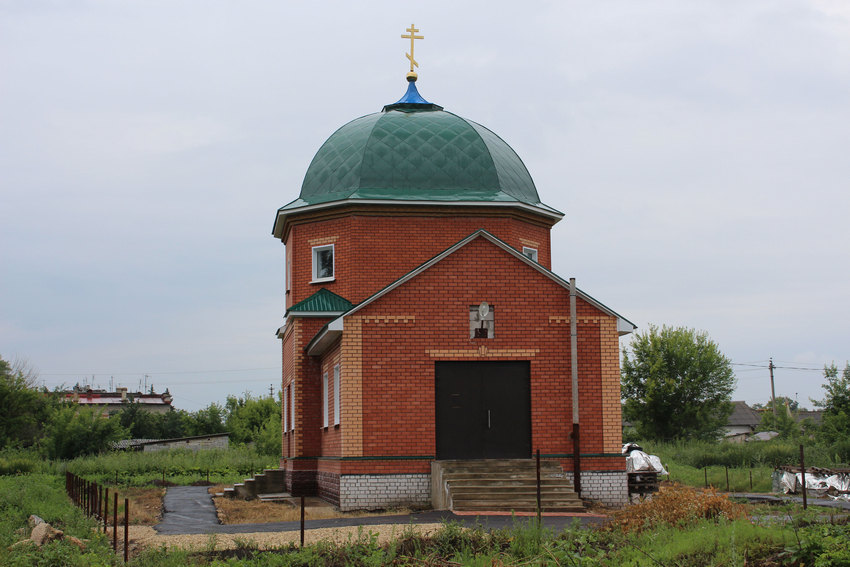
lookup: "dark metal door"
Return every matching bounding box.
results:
[435,361,531,460]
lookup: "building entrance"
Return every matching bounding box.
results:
[435,361,531,460]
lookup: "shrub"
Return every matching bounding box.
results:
[609,483,748,533]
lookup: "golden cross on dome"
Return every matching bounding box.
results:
[401,23,423,79]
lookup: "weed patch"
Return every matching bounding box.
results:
[610,482,748,533]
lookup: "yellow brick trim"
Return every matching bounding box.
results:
[291,321,303,455]
[548,316,609,324]
[427,347,539,358]
[599,316,623,453]
[340,316,363,458]
[362,315,416,324]
[519,238,540,248]
[308,236,338,246]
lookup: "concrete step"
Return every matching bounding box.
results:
[257,492,292,502]
[222,469,287,500]
[448,478,574,487]
[436,459,582,513]
[454,503,585,512]
[452,484,575,497]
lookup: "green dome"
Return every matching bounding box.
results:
[294,102,544,208]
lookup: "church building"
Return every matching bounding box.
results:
[273,29,634,511]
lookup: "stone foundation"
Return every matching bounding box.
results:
[565,471,628,508]
[338,474,431,511]
[317,470,341,506]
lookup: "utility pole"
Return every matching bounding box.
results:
[769,358,777,418]
[269,384,274,398]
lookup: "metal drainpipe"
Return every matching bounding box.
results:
[570,278,581,496]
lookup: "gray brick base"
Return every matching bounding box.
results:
[339,474,431,511]
[565,471,628,508]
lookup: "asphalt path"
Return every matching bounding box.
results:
[154,487,607,536]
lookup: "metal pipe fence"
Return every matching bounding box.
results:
[65,472,129,561]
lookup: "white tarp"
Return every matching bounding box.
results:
[626,450,668,475]
[780,469,850,497]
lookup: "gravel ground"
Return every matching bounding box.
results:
[128,522,444,554]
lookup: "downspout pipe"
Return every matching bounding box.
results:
[570,277,581,496]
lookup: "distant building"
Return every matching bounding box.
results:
[62,386,173,415]
[724,401,762,442]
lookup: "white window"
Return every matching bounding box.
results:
[283,386,288,433]
[312,244,334,281]
[522,247,538,262]
[322,372,329,428]
[333,364,340,426]
[290,384,295,431]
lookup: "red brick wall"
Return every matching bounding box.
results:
[341,236,624,473]
[319,343,342,456]
[285,212,552,310]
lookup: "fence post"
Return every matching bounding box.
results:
[704,467,708,488]
[799,444,807,510]
[536,449,542,525]
[725,466,729,492]
[123,498,129,563]
[113,493,118,552]
[104,487,109,533]
[300,495,305,548]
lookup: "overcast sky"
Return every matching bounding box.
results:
[2,0,848,412]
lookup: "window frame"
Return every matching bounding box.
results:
[283,385,288,433]
[333,364,341,426]
[311,244,335,283]
[290,384,295,431]
[322,371,329,428]
[522,246,538,262]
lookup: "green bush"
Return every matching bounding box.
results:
[0,448,57,476]
[42,406,128,460]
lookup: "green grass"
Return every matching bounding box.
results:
[0,448,61,476]
[3,470,849,566]
[639,439,846,469]
[0,473,117,566]
[633,439,850,493]
[65,447,277,487]
[664,462,775,492]
[609,518,795,566]
[125,517,815,566]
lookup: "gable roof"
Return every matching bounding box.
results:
[727,401,761,427]
[286,288,354,317]
[306,229,635,355]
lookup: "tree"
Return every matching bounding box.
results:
[42,405,128,459]
[185,403,228,437]
[753,396,800,412]
[757,405,801,439]
[225,393,280,450]
[0,355,53,448]
[621,325,736,441]
[114,403,189,439]
[813,362,850,444]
